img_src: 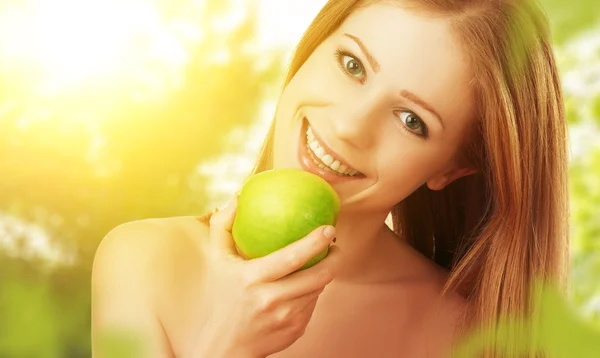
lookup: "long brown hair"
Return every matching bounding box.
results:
[205,0,570,355]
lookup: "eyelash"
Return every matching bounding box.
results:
[334,48,367,83]
[334,48,429,139]
[395,110,429,139]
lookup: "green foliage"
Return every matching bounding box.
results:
[454,282,600,357]
[569,146,600,321]
[541,0,600,44]
[95,329,145,358]
[593,97,600,121]
[0,257,92,357]
[0,269,61,358]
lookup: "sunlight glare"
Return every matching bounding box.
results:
[0,0,188,94]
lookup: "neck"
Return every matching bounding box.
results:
[331,207,406,284]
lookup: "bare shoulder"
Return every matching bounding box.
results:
[93,215,212,307]
[421,270,469,358]
[397,245,468,357]
[93,216,209,287]
[91,216,210,357]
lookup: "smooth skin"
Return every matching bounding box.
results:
[92,3,472,358]
[92,198,343,358]
[92,200,462,358]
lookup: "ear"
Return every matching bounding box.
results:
[426,167,477,191]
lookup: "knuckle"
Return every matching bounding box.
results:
[288,317,307,337]
[274,307,293,325]
[240,270,256,288]
[255,291,278,313]
[287,251,304,269]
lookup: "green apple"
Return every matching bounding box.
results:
[232,168,341,270]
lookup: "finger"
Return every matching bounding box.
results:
[299,296,319,317]
[295,297,319,329]
[208,196,238,255]
[280,287,323,318]
[261,245,344,300]
[247,225,336,282]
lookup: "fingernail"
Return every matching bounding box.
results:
[323,226,335,239]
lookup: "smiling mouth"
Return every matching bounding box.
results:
[301,118,364,178]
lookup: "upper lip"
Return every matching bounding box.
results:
[305,119,361,173]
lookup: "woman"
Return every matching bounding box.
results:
[91,0,569,357]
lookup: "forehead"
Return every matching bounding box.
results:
[333,3,475,125]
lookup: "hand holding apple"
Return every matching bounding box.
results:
[232,168,341,269]
[191,193,344,358]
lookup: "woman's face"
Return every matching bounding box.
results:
[273,3,476,214]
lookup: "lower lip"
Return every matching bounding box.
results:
[297,119,365,184]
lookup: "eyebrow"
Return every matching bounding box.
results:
[343,33,380,73]
[399,90,445,129]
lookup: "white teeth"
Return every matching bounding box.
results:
[305,125,360,176]
[314,146,325,158]
[330,160,341,171]
[322,154,334,166]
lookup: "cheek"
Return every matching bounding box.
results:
[374,141,451,194]
[376,156,429,199]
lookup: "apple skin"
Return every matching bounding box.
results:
[232,168,341,270]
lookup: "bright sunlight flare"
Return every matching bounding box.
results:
[0,0,191,96]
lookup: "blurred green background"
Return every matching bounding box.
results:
[0,0,598,357]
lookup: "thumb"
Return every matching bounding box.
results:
[208,195,239,256]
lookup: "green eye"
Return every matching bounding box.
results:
[342,55,364,76]
[335,50,366,80]
[397,111,428,138]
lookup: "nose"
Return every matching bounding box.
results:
[331,91,385,150]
